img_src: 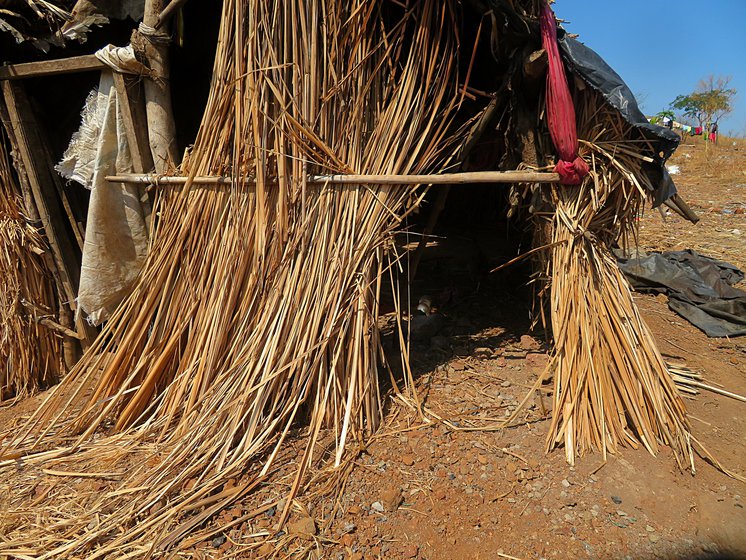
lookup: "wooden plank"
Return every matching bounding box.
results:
[112,72,154,235]
[105,170,563,186]
[0,55,106,81]
[1,80,97,346]
[0,97,83,366]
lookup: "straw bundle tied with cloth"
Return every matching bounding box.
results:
[0,0,733,557]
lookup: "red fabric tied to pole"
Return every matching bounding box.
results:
[540,1,589,185]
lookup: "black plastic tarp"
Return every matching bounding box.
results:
[558,34,679,206]
[618,250,746,338]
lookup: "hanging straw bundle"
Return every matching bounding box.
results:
[0,137,61,403]
[540,91,693,467]
[0,0,466,556]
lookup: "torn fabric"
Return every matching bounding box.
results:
[57,72,148,325]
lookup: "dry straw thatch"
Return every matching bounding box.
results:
[0,0,719,556]
[0,137,62,403]
[1,0,465,556]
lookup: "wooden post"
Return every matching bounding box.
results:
[134,0,179,173]
[112,73,155,234]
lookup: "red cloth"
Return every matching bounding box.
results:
[540,1,589,185]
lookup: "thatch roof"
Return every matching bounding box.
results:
[0,1,734,557]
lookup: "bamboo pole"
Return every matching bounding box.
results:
[105,170,561,186]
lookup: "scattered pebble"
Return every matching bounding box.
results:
[473,347,493,358]
[561,479,571,488]
[519,335,541,351]
[611,496,622,504]
[211,535,226,548]
[381,487,402,512]
[371,501,385,513]
[287,516,316,537]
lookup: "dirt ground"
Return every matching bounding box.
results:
[289,138,746,560]
[1,139,744,560]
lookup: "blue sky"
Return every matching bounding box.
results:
[556,0,746,136]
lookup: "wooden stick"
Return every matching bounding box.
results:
[105,170,561,186]
[112,73,155,236]
[686,380,746,404]
[21,301,84,340]
[156,0,190,29]
[0,55,106,80]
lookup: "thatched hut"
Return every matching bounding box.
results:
[0,0,714,557]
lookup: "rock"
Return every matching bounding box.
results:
[501,380,511,388]
[347,504,362,515]
[381,487,402,511]
[519,335,541,351]
[646,525,656,532]
[401,544,419,558]
[340,533,355,547]
[211,535,227,548]
[649,533,660,543]
[473,347,493,358]
[371,501,385,513]
[287,516,316,537]
[450,359,466,371]
[402,454,415,467]
[257,542,275,557]
[409,313,446,341]
[561,479,571,488]
[477,454,488,465]
[611,495,622,505]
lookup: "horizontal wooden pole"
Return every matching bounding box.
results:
[0,55,106,81]
[106,170,561,186]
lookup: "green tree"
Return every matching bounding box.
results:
[671,75,736,130]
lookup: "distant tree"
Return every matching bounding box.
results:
[671,75,736,130]
[656,109,674,121]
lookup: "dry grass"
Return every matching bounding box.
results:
[0,136,62,403]
[507,91,694,469]
[0,0,713,556]
[0,1,467,556]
